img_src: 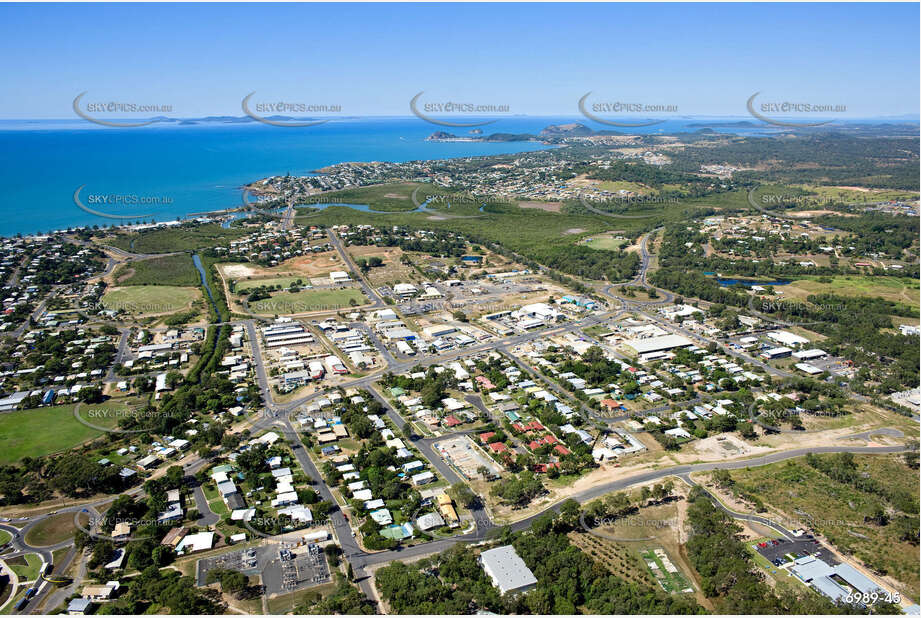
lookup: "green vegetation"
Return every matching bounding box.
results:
[313,183,424,212]
[722,453,920,601]
[291,183,692,286]
[685,487,879,614]
[8,553,42,581]
[108,223,247,254]
[784,275,919,310]
[0,400,128,465]
[24,512,80,547]
[95,565,224,614]
[671,134,919,190]
[113,253,201,287]
[375,508,700,614]
[582,234,628,251]
[234,276,310,292]
[641,547,693,594]
[294,575,376,614]
[101,285,201,315]
[247,288,367,313]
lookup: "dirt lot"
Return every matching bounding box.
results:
[518,201,562,213]
[218,252,345,280]
[347,246,417,286]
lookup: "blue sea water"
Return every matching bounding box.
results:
[0,116,777,237]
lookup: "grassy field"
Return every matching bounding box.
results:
[599,180,654,195]
[782,275,920,310]
[108,223,247,254]
[723,454,920,601]
[581,233,629,251]
[797,184,919,204]
[266,582,337,614]
[248,288,367,314]
[235,276,310,292]
[102,285,201,315]
[310,183,426,212]
[0,529,10,545]
[113,253,201,287]
[0,399,137,465]
[7,553,42,581]
[24,512,82,547]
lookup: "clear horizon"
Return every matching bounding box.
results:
[1,3,918,119]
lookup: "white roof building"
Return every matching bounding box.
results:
[624,334,693,355]
[767,330,810,347]
[479,545,537,595]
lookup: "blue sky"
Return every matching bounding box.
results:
[1,2,918,119]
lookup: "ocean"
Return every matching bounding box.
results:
[0,116,775,237]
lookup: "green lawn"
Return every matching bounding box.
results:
[582,234,629,251]
[8,553,42,581]
[102,285,201,315]
[641,547,693,594]
[248,288,368,314]
[0,399,135,465]
[599,180,653,195]
[235,276,311,292]
[0,529,11,545]
[113,253,201,287]
[24,512,83,547]
[208,499,230,516]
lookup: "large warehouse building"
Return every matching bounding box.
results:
[624,334,694,356]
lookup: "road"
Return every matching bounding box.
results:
[327,230,386,310]
[4,219,915,612]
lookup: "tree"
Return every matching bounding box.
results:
[448,482,478,508]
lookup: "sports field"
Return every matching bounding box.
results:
[581,233,629,251]
[0,400,137,465]
[102,285,201,314]
[599,180,653,195]
[248,288,367,314]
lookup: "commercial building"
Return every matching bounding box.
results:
[767,330,810,347]
[479,545,538,595]
[624,334,693,355]
[761,346,793,360]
